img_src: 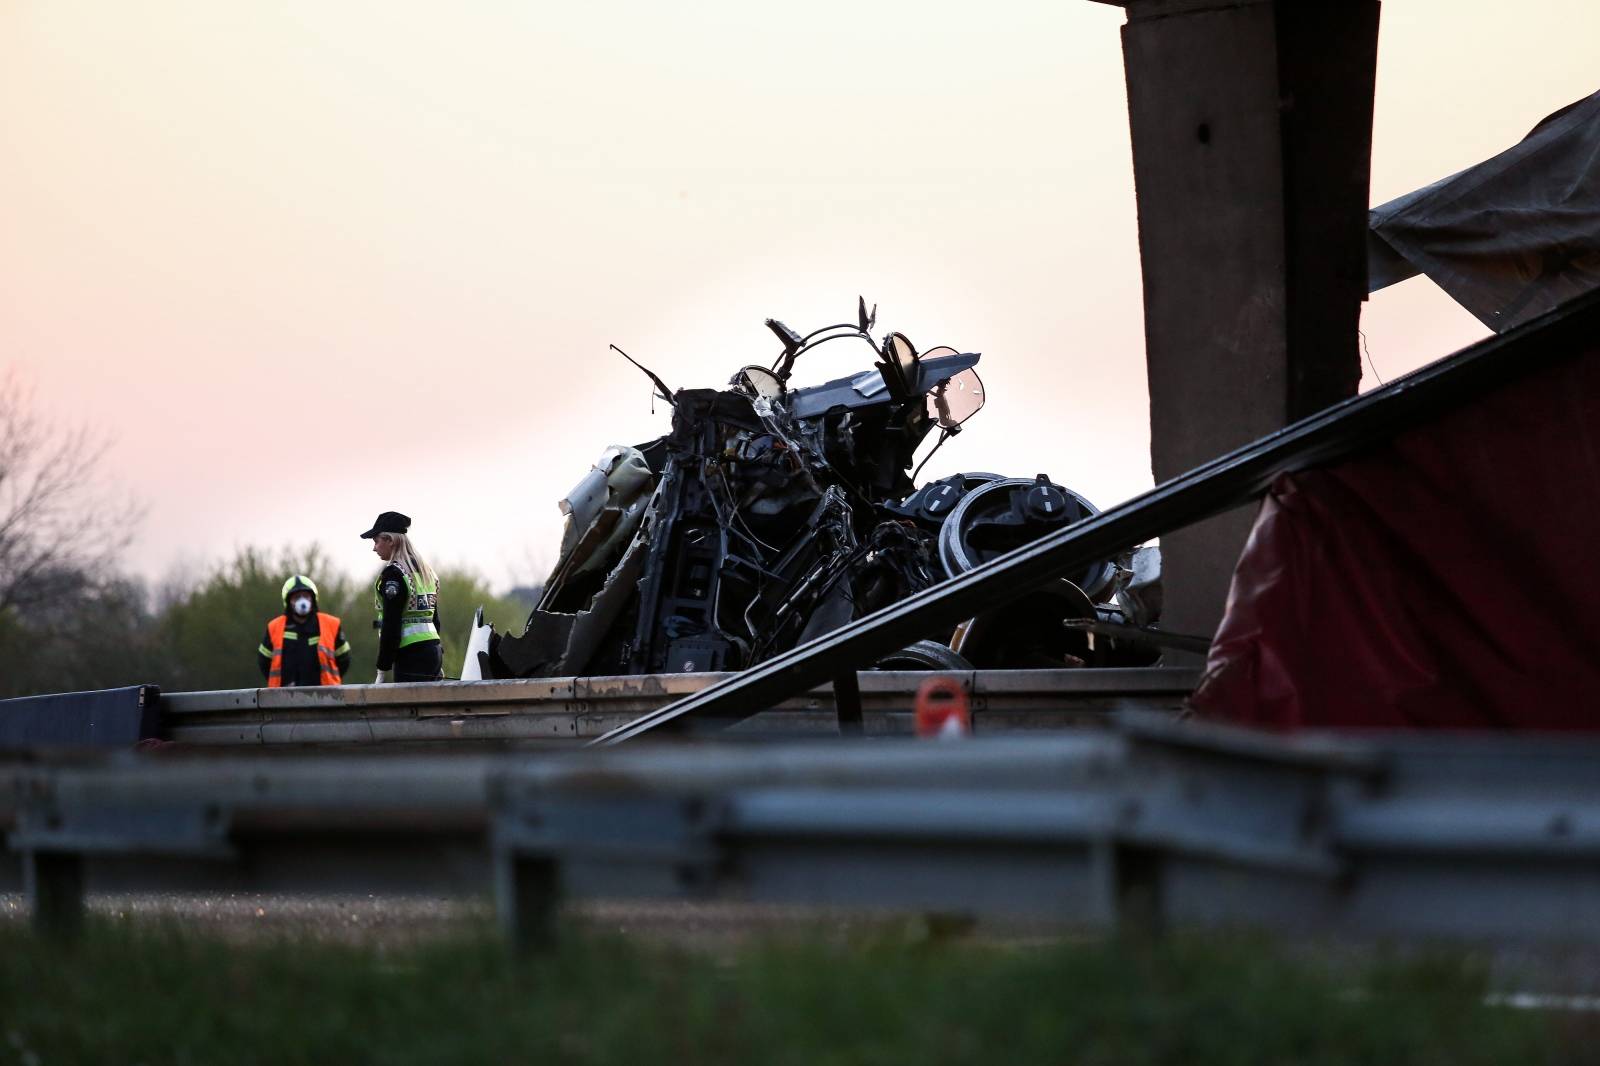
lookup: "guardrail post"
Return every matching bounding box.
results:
[496,855,560,953]
[834,671,864,736]
[24,852,86,940]
[1112,845,1165,941]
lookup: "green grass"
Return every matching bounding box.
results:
[0,921,1582,1066]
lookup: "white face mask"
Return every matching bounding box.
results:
[291,595,313,617]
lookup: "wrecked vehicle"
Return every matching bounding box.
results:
[468,302,1163,680]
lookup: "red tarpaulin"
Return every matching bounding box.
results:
[1190,340,1600,729]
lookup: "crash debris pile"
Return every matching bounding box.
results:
[474,304,1164,680]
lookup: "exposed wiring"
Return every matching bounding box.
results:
[716,467,780,554]
[1360,328,1385,386]
[610,343,677,407]
[768,327,880,374]
[797,321,863,345]
[912,429,951,483]
[702,467,770,565]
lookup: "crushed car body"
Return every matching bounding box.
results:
[468,302,1164,680]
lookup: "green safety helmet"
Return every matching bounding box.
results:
[281,574,320,608]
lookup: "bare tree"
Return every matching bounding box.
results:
[0,371,140,616]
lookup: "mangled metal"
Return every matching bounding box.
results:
[474,304,1164,680]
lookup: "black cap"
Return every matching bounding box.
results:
[360,511,411,539]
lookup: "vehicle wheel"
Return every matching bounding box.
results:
[937,476,1116,600]
[874,640,974,671]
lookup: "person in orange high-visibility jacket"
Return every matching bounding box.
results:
[257,575,351,687]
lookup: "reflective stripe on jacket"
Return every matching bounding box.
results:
[266,612,346,687]
[374,568,440,649]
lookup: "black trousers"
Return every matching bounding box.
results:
[393,640,444,682]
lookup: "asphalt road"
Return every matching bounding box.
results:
[0,892,979,949]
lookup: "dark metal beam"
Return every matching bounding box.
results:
[592,289,1600,744]
[1062,619,1212,657]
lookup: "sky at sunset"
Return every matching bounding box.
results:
[4,0,1597,598]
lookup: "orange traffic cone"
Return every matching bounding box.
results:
[914,676,971,739]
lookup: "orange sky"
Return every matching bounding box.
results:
[3,1,1596,590]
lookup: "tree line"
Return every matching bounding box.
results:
[0,374,535,698]
[0,542,537,699]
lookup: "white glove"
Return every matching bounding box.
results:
[374,669,393,685]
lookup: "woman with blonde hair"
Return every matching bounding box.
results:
[360,511,443,682]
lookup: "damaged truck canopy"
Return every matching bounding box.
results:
[1368,88,1600,332]
[468,303,1164,682]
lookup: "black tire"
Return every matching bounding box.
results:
[874,640,974,671]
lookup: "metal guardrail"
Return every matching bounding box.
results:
[155,668,1199,747]
[6,714,1600,950]
[0,685,160,747]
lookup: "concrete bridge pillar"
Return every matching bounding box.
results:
[1100,0,1381,650]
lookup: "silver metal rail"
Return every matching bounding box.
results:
[6,714,1600,950]
[157,668,1199,747]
